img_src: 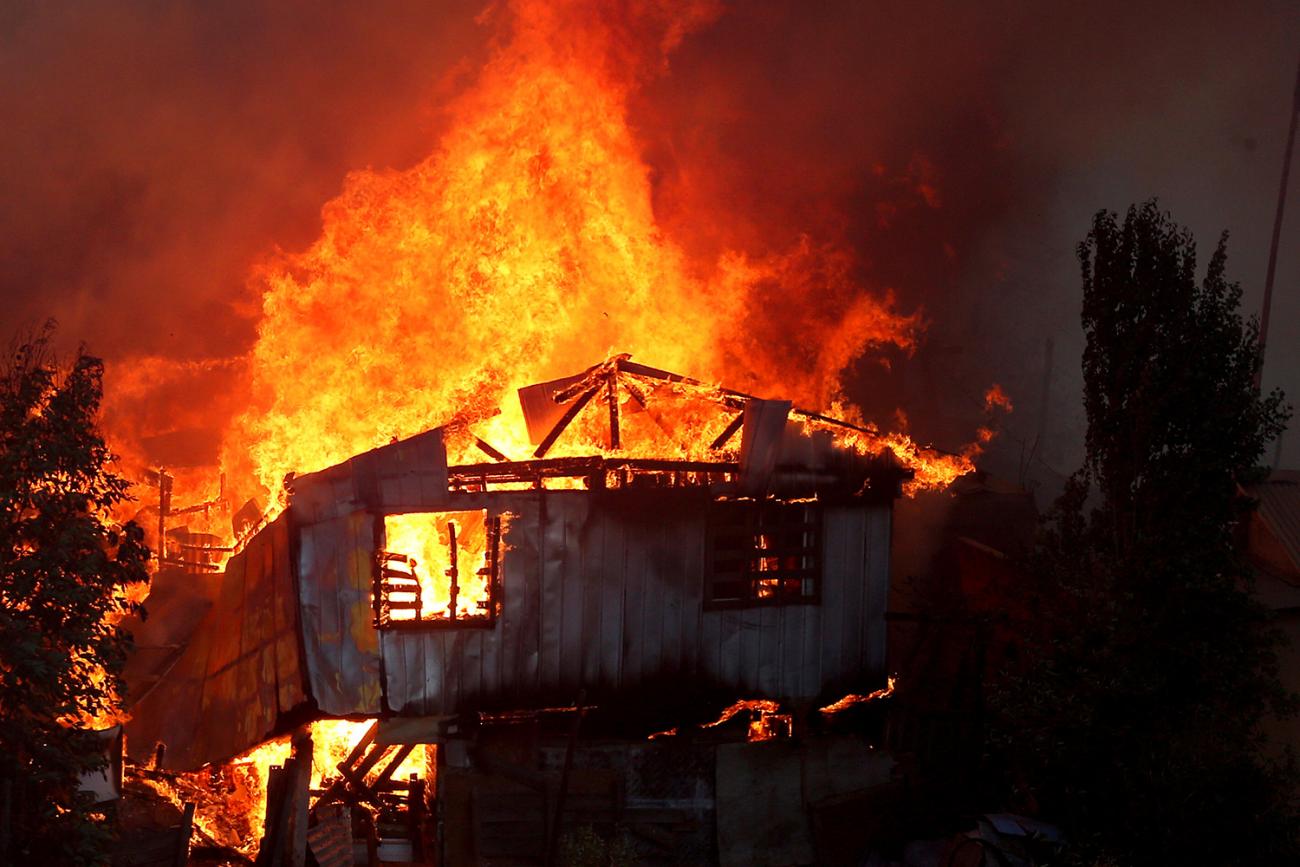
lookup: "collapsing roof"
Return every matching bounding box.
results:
[125,357,910,770]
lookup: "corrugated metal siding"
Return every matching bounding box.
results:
[377,490,890,716]
[298,510,383,714]
[125,515,306,770]
[289,428,450,525]
[290,428,449,715]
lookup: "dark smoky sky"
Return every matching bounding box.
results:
[2,0,1297,493]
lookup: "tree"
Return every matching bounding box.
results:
[0,324,150,866]
[991,202,1295,866]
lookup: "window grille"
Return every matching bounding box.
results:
[706,500,820,608]
[374,511,501,628]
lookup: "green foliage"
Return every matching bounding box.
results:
[0,323,150,866]
[991,202,1296,866]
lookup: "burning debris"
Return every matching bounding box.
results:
[819,674,899,716]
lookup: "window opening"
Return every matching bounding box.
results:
[707,501,820,607]
[375,510,501,627]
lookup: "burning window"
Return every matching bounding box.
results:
[707,500,821,607]
[374,510,501,627]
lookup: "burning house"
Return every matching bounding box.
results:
[122,355,912,864]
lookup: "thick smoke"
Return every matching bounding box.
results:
[636,0,1300,487]
[2,0,1297,495]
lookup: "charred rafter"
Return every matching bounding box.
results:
[447,456,739,493]
[532,354,894,463]
[709,413,745,450]
[533,384,601,458]
[474,436,509,462]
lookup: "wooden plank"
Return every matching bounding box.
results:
[395,463,420,509]
[287,734,312,867]
[460,628,484,709]
[700,602,722,688]
[249,530,280,744]
[206,545,246,675]
[558,499,586,694]
[606,373,620,450]
[681,519,707,680]
[297,520,338,712]
[444,629,466,712]
[743,608,768,694]
[256,761,294,866]
[658,519,688,678]
[710,412,745,450]
[497,498,528,702]
[621,519,648,689]
[173,802,194,867]
[599,508,626,690]
[518,496,544,698]
[821,506,859,688]
[840,508,867,680]
[418,631,445,716]
[539,494,567,692]
[397,632,428,715]
[579,506,604,688]
[639,519,666,681]
[863,508,891,674]
[717,609,742,691]
[779,601,807,701]
[757,605,781,698]
[270,515,305,713]
[480,549,503,700]
[800,602,823,703]
[819,508,849,689]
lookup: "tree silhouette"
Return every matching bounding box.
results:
[0,323,150,865]
[993,202,1295,866]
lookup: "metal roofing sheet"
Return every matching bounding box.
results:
[125,514,306,770]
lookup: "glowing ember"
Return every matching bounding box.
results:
[650,696,796,742]
[819,675,898,715]
[701,698,781,728]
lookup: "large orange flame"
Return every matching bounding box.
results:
[217,0,936,508]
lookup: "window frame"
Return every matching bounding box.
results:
[372,509,502,630]
[704,499,822,610]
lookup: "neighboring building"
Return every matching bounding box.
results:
[1243,470,1300,762]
